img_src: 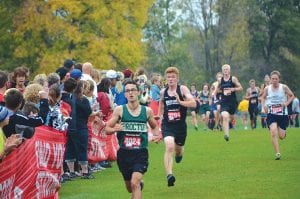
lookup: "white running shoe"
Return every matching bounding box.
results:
[275,153,281,160]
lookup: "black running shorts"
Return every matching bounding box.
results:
[117,148,149,181]
[162,122,187,146]
[267,114,289,130]
[220,101,237,115]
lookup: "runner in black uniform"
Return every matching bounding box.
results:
[199,83,211,130]
[157,66,196,187]
[105,80,160,199]
[212,64,243,141]
[210,72,223,130]
[190,84,200,130]
[246,79,260,129]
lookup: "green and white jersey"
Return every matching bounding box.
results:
[117,105,148,150]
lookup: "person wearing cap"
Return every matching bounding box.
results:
[64,59,75,71]
[70,69,82,81]
[106,70,128,106]
[0,106,12,154]
[56,67,69,92]
[123,69,133,79]
[0,71,8,106]
[56,59,74,90]
[81,62,97,97]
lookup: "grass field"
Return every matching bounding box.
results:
[59,120,300,199]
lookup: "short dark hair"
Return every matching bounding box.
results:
[12,66,28,82]
[74,63,82,71]
[124,79,139,91]
[0,71,8,88]
[5,89,24,110]
[63,78,77,93]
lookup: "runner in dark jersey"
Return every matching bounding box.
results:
[199,83,211,130]
[105,80,160,199]
[212,64,243,141]
[157,66,196,187]
[210,72,223,130]
[246,79,260,129]
[190,84,200,130]
[261,71,294,160]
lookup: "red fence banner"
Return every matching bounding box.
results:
[87,115,119,164]
[87,116,109,164]
[0,126,66,199]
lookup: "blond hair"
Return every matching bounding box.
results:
[222,64,231,71]
[151,74,161,84]
[33,74,47,87]
[23,83,43,104]
[249,79,255,84]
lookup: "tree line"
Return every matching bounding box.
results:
[0,0,299,94]
[144,0,300,94]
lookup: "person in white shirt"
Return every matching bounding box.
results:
[81,62,98,97]
[261,70,294,160]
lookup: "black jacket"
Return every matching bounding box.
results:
[3,99,49,138]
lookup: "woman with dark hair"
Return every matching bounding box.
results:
[11,66,29,94]
[97,78,112,120]
[65,80,93,179]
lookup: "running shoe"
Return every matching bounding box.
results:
[167,174,176,187]
[69,172,77,179]
[194,125,198,131]
[175,155,183,163]
[224,134,229,142]
[61,173,72,182]
[81,173,95,179]
[275,153,281,160]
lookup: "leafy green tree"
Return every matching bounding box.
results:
[0,0,154,74]
[248,0,300,92]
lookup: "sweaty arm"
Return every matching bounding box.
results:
[146,107,160,143]
[283,84,295,107]
[211,81,220,97]
[232,76,243,92]
[177,85,196,108]
[156,89,165,119]
[105,106,123,134]
[245,88,251,100]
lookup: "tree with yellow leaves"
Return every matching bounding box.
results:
[0,0,154,74]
